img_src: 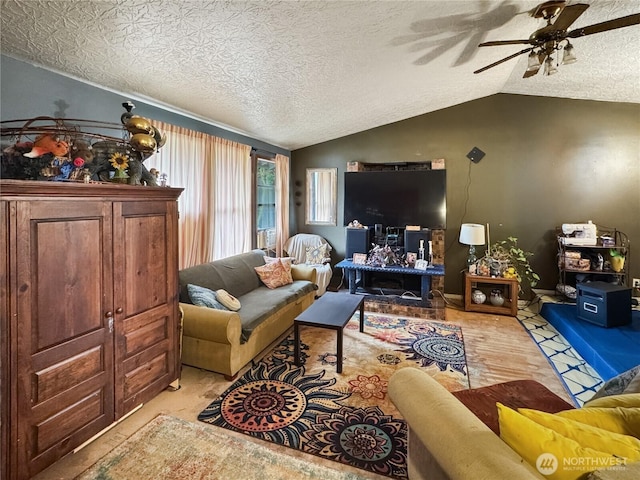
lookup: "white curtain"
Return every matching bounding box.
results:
[275,153,290,257]
[147,121,213,268]
[315,170,333,222]
[147,121,252,266]
[212,139,252,259]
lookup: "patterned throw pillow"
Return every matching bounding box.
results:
[305,244,328,265]
[187,284,229,311]
[255,259,293,289]
[264,256,295,269]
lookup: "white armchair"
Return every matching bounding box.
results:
[283,233,332,296]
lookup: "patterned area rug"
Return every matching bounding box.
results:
[76,414,371,480]
[517,296,603,406]
[198,312,469,479]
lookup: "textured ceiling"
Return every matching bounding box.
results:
[1,0,639,150]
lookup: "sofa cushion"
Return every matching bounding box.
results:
[586,461,640,480]
[497,403,617,480]
[187,284,229,311]
[179,249,266,302]
[236,281,316,342]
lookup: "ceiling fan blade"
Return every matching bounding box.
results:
[522,52,547,78]
[474,48,533,74]
[479,40,531,47]
[552,3,589,31]
[568,13,640,38]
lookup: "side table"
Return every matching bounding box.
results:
[464,272,519,317]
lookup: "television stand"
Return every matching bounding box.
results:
[336,259,445,307]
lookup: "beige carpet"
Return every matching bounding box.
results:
[75,414,371,480]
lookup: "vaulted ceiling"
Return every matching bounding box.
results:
[1,0,638,150]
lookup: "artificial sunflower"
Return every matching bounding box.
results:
[109,152,129,170]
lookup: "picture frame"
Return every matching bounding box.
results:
[406,252,417,266]
[352,253,367,265]
[414,259,428,271]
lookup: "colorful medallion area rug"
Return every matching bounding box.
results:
[76,414,372,480]
[198,312,469,479]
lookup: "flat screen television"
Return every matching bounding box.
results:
[344,170,446,229]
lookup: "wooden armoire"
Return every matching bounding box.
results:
[0,180,183,479]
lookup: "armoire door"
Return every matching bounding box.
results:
[113,200,179,417]
[1,200,9,480]
[13,200,115,479]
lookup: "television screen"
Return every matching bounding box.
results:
[344,170,446,229]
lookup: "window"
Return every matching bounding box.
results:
[305,167,337,225]
[255,157,276,254]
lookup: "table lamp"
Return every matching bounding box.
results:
[459,223,486,268]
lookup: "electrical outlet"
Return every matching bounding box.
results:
[634,278,640,289]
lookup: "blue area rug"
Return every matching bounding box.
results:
[540,303,640,381]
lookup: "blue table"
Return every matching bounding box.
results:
[336,259,445,306]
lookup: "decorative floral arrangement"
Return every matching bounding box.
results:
[109,152,130,182]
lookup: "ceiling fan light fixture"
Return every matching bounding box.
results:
[562,42,577,65]
[527,50,542,71]
[544,56,558,76]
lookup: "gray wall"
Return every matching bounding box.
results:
[291,94,640,295]
[0,55,289,157]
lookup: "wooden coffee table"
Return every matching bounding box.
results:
[293,292,365,373]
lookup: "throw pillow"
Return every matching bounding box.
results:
[215,289,241,311]
[585,393,640,409]
[255,259,293,289]
[305,244,328,265]
[264,256,295,269]
[497,403,616,480]
[518,407,640,461]
[187,284,230,311]
[589,365,640,401]
[556,407,640,438]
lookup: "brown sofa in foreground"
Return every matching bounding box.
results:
[179,249,317,379]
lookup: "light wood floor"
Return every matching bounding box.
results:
[33,303,572,479]
[444,302,572,402]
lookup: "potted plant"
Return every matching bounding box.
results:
[485,236,540,298]
[609,249,625,272]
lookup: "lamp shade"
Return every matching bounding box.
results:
[562,42,577,65]
[459,223,486,246]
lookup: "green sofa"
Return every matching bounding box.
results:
[179,249,317,379]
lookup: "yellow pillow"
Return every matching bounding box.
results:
[585,393,640,409]
[497,403,617,480]
[518,407,640,461]
[556,407,640,438]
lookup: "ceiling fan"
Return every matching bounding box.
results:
[474,0,640,77]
